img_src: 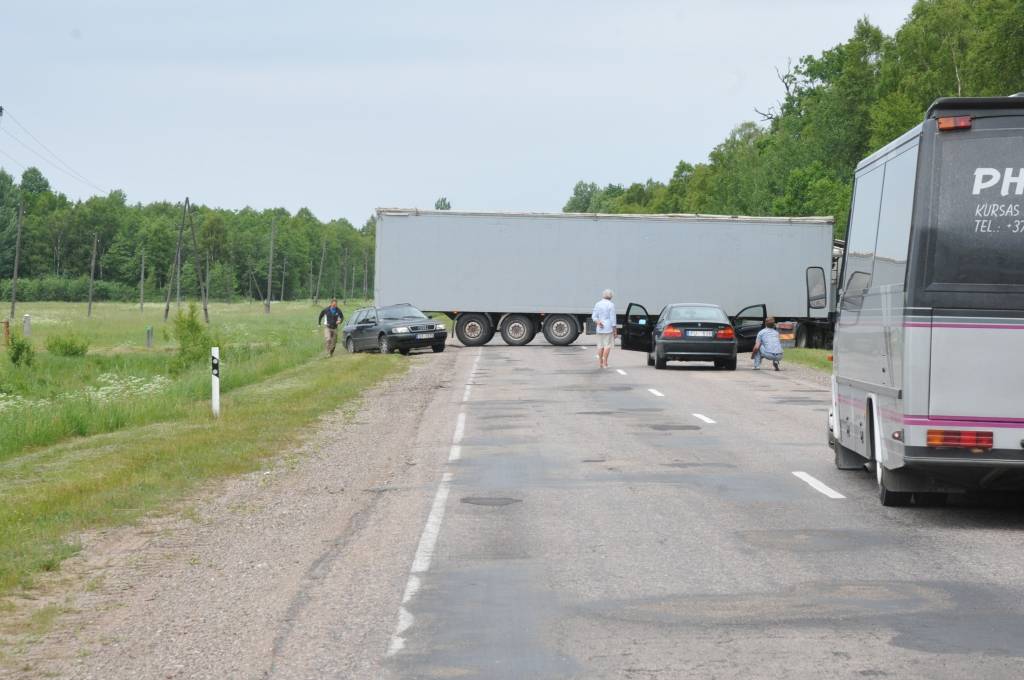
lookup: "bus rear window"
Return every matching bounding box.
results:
[929,131,1024,288]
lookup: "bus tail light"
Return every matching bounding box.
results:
[661,326,683,339]
[716,327,735,339]
[937,116,973,131]
[927,429,993,451]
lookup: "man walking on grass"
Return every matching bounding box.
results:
[317,298,344,357]
[592,289,617,369]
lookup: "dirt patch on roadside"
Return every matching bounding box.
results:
[1,348,460,679]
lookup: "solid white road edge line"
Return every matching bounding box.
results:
[388,349,479,657]
[616,369,627,376]
[452,412,466,445]
[692,413,716,424]
[792,471,846,499]
[648,388,665,397]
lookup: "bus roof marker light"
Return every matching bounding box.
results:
[937,116,973,131]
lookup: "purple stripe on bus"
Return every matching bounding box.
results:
[904,416,1024,429]
[903,322,1024,329]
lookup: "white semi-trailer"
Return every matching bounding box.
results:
[374,209,835,347]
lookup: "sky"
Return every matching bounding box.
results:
[0,1,914,226]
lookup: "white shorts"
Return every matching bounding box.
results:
[596,333,614,348]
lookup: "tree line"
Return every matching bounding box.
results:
[563,0,1024,238]
[0,166,375,304]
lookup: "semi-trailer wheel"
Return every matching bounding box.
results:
[455,313,493,346]
[542,314,579,345]
[795,324,809,348]
[501,314,536,346]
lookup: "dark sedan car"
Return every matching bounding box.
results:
[342,303,448,355]
[620,302,766,370]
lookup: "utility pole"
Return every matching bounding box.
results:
[164,201,187,321]
[314,238,326,303]
[279,256,286,302]
[139,248,145,313]
[87,233,98,318]
[264,221,276,314]
[184,199,210,323]
[9,201,23,320]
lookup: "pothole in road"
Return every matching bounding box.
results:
[460,497,523,507]
[648,424,700,431]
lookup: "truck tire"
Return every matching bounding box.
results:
[795,324,809,348]
[455,313,492,346]
[542,314,579,345]
[501,314,536,346]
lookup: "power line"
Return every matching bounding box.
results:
[0,146,28,172]
[0,107,108,194]
[0,126,107,194]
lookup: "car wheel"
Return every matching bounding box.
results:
[647,352,655,367]
[542,314,579,345]
[398,348,410,356]
[432,344,446,353]
[500,314,537,346]
[654,353,667,370]
[724,357,737,371]
[455,313,492,346]
[379,335,392,354]
[346,337,356,354]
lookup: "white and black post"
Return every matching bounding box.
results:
[211,347,221,418]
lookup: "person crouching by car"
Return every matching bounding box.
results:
[751,317,783,370]
[318,298,344,357]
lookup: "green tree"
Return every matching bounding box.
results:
[434,197,451,210]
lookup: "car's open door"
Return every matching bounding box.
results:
[731,304,766,352]
[620,302,654,352]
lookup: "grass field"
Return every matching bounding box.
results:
[784,348,833,372]
[0,300,407,597]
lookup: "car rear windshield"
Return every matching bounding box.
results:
[928,128,1024,289]
[664,306,728,323]
[380,305,427,320]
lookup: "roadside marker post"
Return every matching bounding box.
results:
[22,314,30,337]
[146,326,153,349]
[211,347,221,418]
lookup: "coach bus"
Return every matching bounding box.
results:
[829,94,1024,506]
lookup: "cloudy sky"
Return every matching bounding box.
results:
[1,1,913,226]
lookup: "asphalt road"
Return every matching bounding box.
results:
[382,340,1024,680]
[16,339,1024,679]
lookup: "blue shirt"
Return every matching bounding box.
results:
[756,327,783,354]
[592,299,616,334]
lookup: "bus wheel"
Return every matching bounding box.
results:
[542,314,579,345]
[501,314,536,346]
[877,465,912,507]
[456,313,492,346]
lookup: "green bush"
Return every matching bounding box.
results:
[45,333,90,357]
[172,303,213,370]
[9,333,34,367]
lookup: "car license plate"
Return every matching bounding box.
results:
[416,333,434,339]
[687,330,714,337]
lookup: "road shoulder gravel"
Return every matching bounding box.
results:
[3,347,465,680]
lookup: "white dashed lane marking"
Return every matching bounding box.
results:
[616,369,627,376]
[648,388,665,397]
[692,413,716,424]
[792,471,846,499]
